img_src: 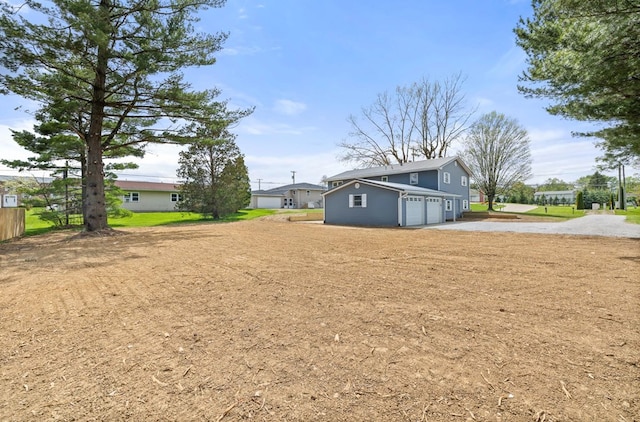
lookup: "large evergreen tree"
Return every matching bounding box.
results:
[1,118,139,224]
[0,0,251,231]
[515,0,640,162]
[177,128,250,219]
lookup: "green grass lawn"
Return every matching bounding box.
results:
[24,208,278,236]
[525,205,584,219]
[615,206,640,224]
[469,203,584,218]
[108,208,276,228]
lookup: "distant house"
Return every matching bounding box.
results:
[533,190,576,205]
[250,183,325,209]
[470,188,485,203]
[0,174,54,207]
[115,180,182,212]
[323,156,471,227]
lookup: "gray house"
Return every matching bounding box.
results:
[251,183,325,209]
[533,190,576,205]
[323,157,471,227]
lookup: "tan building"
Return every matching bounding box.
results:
[115,180,182,212]
[250,183,325,209]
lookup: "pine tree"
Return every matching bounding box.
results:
[0,0,251,231]
[177,127,250,219]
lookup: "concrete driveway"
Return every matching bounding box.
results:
[425,214,640,238]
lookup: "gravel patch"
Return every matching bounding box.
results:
[424,214,640,238]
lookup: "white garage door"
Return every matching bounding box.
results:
[256,196,282,209]
[426,197,442,224]
[406,196,424,226]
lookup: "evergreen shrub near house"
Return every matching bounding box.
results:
[576,191,584,210]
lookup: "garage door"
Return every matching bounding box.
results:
[256,196,282,209]
[426,197,442,224]
[406,196,424,226]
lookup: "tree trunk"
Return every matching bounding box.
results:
[487,194,495,211]
[85,137,107,231]
[84,3,110,232]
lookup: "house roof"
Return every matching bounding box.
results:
[325,156,471,181]
[323,179,461,197]
[533,190,576,195]
[115,180,180,192]
[0,174,55,183]
[252,183,325,196]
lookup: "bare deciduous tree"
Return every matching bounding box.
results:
[460,111,532,211]
[412,74,473,159]
[339,73,474,167]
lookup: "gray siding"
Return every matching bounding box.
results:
[324,184,399,227]
[440,161,470,219]
[365,171,439,190]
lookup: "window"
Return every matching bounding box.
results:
[171,193,183,202]
[332,181,343,188]
[445,200,452,211]
[349,194,367,208]
[381,176,388,182]
[443,172,451,184]
[306,190,310,196]
[409,173,418,185]
[123,192,139,203]
[461,176,467,186]
[463,200,469,210]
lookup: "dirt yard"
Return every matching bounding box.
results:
[0,219,638,421]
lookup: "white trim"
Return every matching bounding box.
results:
[349,193,367,208]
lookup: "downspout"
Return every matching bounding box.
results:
[398,192,407,226]
[452,195,456,222]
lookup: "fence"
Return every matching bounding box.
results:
[0,208,26,241]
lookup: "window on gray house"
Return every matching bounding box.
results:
[349,194,367,208]
[409,173,418,185]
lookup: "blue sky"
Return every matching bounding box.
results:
[0,0,628,189]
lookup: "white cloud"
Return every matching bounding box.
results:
[245,149,352,188]
[0,119,38,163]
[273,99,307,116]
[488,47,526,78]
[239,118,316,136]
[527,128,568,144]
[220,45,262,56]
[472,96,495,111]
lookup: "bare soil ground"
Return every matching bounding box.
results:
[0,219,638,421]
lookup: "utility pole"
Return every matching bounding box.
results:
[619,163,626,210]
[291,171,296,184]
[256,178,262,190]
[63,161,69,226]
